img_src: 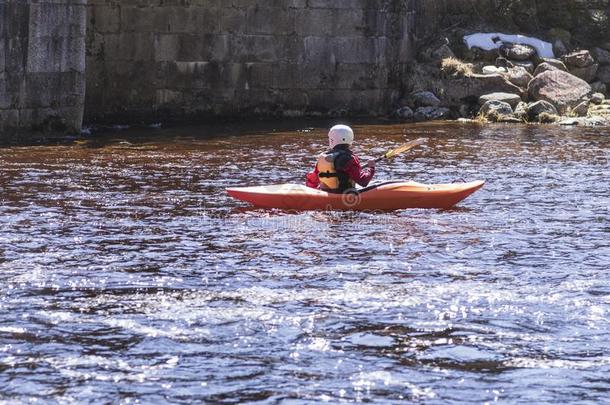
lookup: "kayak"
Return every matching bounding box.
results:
[226,180,485,211]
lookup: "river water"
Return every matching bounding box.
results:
[0,121,609,403]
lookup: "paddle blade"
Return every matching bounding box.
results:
[384,137,427,159]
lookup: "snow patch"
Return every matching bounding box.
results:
[464,33,554,59]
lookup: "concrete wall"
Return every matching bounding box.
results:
[0,0,87,139]
[85,0,416,124]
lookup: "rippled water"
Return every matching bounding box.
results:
[1,121,609,402]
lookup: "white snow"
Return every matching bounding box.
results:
[464,33,554,59]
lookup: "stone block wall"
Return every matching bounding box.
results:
[0,0,87,139]
[85,0,416,124]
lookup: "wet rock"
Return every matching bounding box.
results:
[413,106,451,121]
[569,64,598,83]
[480,100,513,116]
[495,57,514,69]
[514,101,528,120]
[512,60,535,74]
[571,100,589,117]
[499,43,536,61]
[589,104,610,118]
[533,62,561,77]
[440,74,525,107]
[562,50,595,68]
[593,47,610,65]
[527,100,558,120]
[496,116,523,123]
[411,91,441,107]
[505,66,533,88]
[479,92,522,108]
[395,106,414,120]
[591,93,605,104]
[528,70,592,114]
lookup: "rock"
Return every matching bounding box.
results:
[458,104,472,118]
[440,74,525,107]
[534,62,560,77]
[593,47,610,65]
[411,91,441,107]
[541,59,568,71]
[591,81,607,95]
[571,101,589,117]
[514,101,528,120]
[597,65,610,84]
[512,60,535,74]
[469,47,501,63]
[569,63,598,83]
[505,66,533,88]
[431,44,455,61]
[495,57,515,69]
[413,106,451,121]
[591,93,605,104]
[499,43,536,61]
[562,50,595,68]
[480,100,513,115]
[527,100,559,120]
[553,39,568,57]
[479,92,522,108]
[528,70,592,114]
[395,106,414,120]
[601,41,610,52]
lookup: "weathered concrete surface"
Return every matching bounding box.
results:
[0,0,87,140]
[85,0,417,124]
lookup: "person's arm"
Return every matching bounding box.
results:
[342,155,375,187]
[305,164,320,189]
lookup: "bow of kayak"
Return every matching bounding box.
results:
[226,180,485,211]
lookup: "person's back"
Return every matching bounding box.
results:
[306,125,375,193]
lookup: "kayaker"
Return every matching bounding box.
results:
[305,125,376,193]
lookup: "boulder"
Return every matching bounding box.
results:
[499,43,536,61]
[395,106,414,120]
[413,106,451,121]
[569,64,598,83]
[512,60,535,74]
[478,92,522,108]
[571,101,589,117]
[479,100,513,121]
[431,44,455,61]
[514,101,528,120]
[495,57,515,69]
[541,58,568,71]
[561,50,594,68]
[411,91,441,107]
[591,93,605,104]
[505,66,533,88]
[527,100,558,120]
[440,74,525,107]
[593,47,610,65]
[534,62,561,77]
[528,70,592,114]
[597,65,610,84]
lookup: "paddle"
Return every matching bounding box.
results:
[375,137,428,162]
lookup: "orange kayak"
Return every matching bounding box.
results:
[226,180,485,211]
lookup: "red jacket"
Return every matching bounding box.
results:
[306,148,375,189]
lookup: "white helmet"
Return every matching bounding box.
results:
[328,125,354,148]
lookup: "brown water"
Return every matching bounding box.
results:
[1,121,609,403]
